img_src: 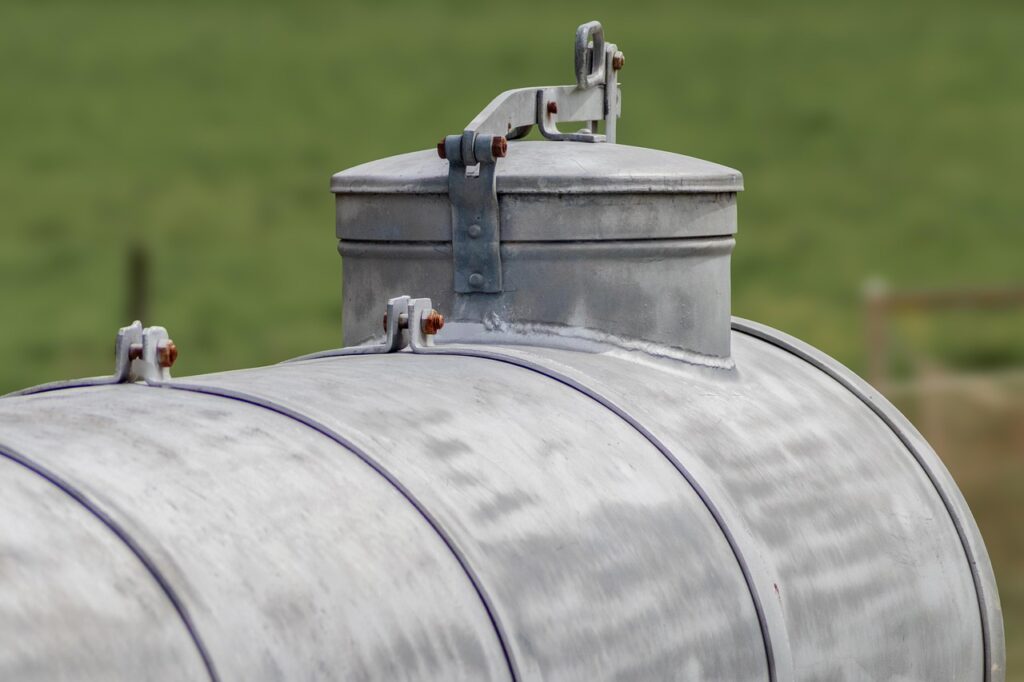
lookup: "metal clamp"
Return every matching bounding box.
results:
[438,20,624,294]
[283,295,446,362]
[3,321,178,397]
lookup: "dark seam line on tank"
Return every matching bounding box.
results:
[0,440,220,682]
[142,379,521,682]
[336,236,735,246]
[3,376,121,398]
[731,317,995,682]
[406,345,783,682]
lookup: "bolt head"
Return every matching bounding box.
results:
[612,51,625,71]
[468,272,485,288]
[546,100,558,115]
[490,135,508,159]
[467,224,482,238]
[157,340,178,368]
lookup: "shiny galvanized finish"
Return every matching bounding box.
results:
[338,237,735,365]
[0,386,514,681]
[0,454,207,681]
[0,322,1002,680]
[417,327,1000,681]
[179,354,768,680]
[333,142,741,359]
[0,17,1002,680]
[732,318,1005,681]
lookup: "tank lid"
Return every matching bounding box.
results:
[331,142,743,195]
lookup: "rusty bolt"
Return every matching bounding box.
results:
[436,139,447,159]
[383,312,410,331]
[490,135,508,159]
[421,310,445,336]
[546,100,558,115]
[128,343,143,361]
[612,51,625,71]
[157,340,178,369]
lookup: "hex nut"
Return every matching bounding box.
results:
[436,140,447,159]
[546,100,558,115]
[421,310,445,336]
[612,51,625,71]
[157,340,178,368]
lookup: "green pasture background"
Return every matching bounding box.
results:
[2,0,1022,675]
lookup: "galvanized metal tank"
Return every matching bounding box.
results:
[0,21,1004,682]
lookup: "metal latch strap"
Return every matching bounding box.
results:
[444,133,504,293]
[439,20,623,294]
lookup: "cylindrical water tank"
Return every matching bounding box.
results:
[0,20,1003,682]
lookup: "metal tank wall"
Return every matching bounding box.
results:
[0,319,1002,681]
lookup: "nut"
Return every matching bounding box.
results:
[157,340,178,368]
[421,310,445,335]
[128,343,143,361]
[436,139,447,159]
[546,100,558,115]
[612,51,625,71]
[490,135,508,159]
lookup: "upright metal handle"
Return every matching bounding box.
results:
[575,21,606,89]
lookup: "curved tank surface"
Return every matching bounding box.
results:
[0,20,1003,682]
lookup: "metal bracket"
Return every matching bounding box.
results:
[283,295,444,362]
[439,20,623,294]
[3,320,177,397]
[443,135,505,293]
[121,321,177,383]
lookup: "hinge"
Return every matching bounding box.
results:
[437,20,624,294]
[444,133,505,293]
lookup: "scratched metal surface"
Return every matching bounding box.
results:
[333,143,740,360]
[442,331,987,681]
[0,329,993,681]
[183,353,769,681]
[0,455,208,681]
[0,386,511,681]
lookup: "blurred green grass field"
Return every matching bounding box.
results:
[2,0,1023,675]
